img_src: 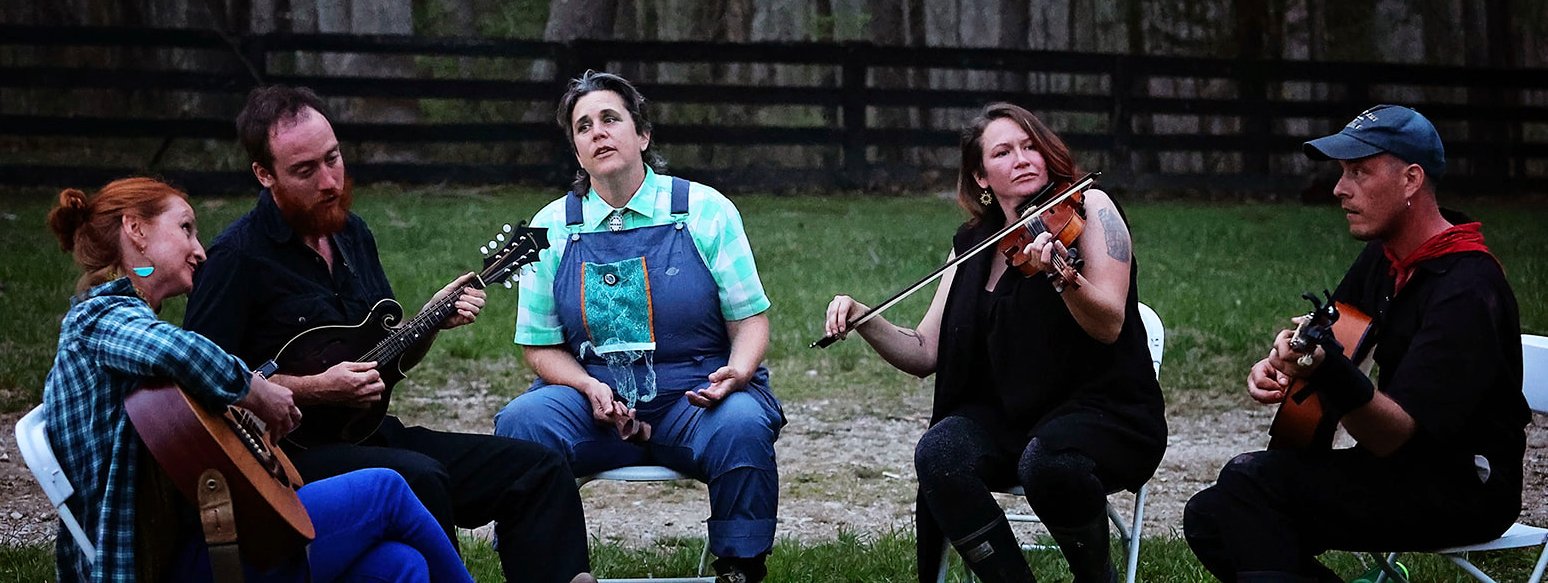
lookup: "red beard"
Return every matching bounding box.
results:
[273,177,353,237]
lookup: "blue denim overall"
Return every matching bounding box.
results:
[496,178,783,559]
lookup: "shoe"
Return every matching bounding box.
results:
[1351,560,1408,583]
[712,554,768,583]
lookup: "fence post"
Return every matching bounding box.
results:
[239,35,268,86]
[841,44,868,189]
[1239,58,1270,177]
[1111,55,1135,180]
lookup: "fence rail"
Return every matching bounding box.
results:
[3,24,1546,194]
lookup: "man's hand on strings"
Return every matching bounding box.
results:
[429,272,486,329]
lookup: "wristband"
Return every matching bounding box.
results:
[1307,346,1375,412]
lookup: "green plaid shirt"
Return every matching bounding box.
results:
[44,278,249,582]
[515,169,770,346]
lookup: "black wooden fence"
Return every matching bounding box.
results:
[3,24,1547,194]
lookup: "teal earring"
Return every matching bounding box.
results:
[131,244,154,277]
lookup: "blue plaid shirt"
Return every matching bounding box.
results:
[44,278,249,582]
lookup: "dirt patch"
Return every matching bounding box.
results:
[4,395,1546,551]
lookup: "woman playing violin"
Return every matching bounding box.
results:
[824,103,1166,583]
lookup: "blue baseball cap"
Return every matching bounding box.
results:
[1303,104,1446,179]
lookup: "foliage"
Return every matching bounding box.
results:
[413,0,550,39]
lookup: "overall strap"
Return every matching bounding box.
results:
[565,191,585,227]
[670,177,691,216]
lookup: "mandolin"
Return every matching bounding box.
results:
[1267,291,1375,450]
[126,378,314,569]
[276,223,547,448]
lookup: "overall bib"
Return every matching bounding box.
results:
[497,178,783,559]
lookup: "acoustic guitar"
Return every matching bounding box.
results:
[1267,291,1375,450]
[126,378,314,569]
[276,223,548,448]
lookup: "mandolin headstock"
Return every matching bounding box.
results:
[479,222,549,289]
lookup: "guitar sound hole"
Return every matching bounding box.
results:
[225,408,294,488]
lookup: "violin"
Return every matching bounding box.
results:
[996,180,1086,292]
[811,172,1100,349]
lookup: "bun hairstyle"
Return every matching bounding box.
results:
[46,177,188,292]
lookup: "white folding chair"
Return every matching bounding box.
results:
[1370,334,1548,583]
[938,302,1164,583]
[576,465,715,582]
[15,404,96,562]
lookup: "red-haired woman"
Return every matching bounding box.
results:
[43,177,472,583]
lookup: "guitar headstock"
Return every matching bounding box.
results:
[1289,289,1340,354]
[479,223,549,289]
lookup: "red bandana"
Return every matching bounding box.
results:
[1384,222,1494,295]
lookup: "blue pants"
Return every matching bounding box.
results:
[496,384,781,558]
[175,468,473,582]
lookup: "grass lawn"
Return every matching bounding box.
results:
[1,185,1545,581]
[3,186,1545,411]
[4,532,1546,582]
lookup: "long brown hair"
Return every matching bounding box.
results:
[956,103,1081,226]
[46,177,188,293]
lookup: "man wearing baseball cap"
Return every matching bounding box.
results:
[1184,105,1527,582]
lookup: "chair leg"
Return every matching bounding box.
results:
[1443,552,1498,583]
[936,541,952,583]
[1370,552,1409,583]
[1530,542,1548,583]
[1124,487,1147,583]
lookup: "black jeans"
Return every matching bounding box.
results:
[1184,447,1518,582]
[914,415,1116,583]
[286,416,590,583]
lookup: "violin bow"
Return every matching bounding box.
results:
[811,171,1100,349]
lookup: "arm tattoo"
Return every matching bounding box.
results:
[1098,207,1131,263]
[898,328,925,347]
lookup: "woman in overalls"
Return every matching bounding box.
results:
[496,71,783,583]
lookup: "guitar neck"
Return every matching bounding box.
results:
[362,277,485,364]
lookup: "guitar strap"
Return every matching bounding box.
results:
[197,469,246,583]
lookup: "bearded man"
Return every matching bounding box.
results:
[185,85,595,583]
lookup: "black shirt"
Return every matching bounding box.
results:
[1326,216,1526,493]
[932,216,1167,488]
[185,190,395,368]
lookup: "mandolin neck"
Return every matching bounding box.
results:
[365,277,485,364]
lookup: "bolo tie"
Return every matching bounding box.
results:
[607,209,625,232]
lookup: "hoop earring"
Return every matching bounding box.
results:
[979,188,993,206]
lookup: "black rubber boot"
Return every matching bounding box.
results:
[1045,517,1117,583]
[952,519,1036,583]
[712,552,768,583]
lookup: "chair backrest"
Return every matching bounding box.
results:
[1523,334,1548,414]
[15,404,96,560]
[1137,302,1165,379]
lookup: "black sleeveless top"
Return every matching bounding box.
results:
[931,214,1167,454]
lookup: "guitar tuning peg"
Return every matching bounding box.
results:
[480,245,489,255]
[497,233,506,242]
[503,223,513,233]
[503,280,514,289]
[488,240,498,249]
